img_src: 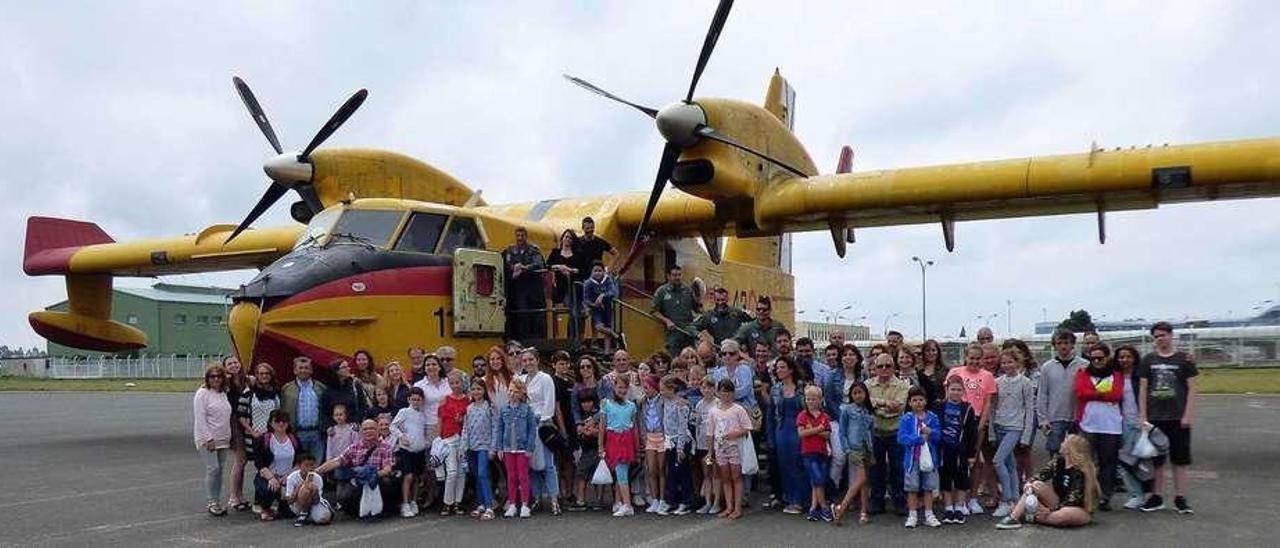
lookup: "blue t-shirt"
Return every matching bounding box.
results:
[602,398,637,432]
[941,401,964,446]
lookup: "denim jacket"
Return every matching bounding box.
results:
[660,397,692,449]
[495,402,538,453]
[837,404,874,458]
[824,368,856,418]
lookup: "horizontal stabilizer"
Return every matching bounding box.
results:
[24,217,114,275]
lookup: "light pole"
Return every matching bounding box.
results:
[1006,299,1012,335]
[818,304,853,325]
[883,312,901,337]
[911,256,934,339]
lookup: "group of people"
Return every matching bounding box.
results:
[194,285,1199,532]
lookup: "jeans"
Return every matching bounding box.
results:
[1085,431,1122,500]
[253,474,282,510]
[199,448,229,504]
[532,432,560,501]
[993,425,1021,503]
[1043,421,1071,455]
[665,444,694,506]
[470,450,494,508]
[296,430,325,463]
[870,433,904,509]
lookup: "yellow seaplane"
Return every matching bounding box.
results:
[23,0,1280,380]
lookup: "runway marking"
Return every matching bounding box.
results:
[23,513,202,543]
[0,477,200,509]
[317,519,441,546]
[630,517,727,547]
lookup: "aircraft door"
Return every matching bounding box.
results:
[452,248,506,335]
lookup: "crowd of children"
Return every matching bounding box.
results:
[193,318,1198,532]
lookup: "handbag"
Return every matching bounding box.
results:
[739,433,759,475]
[359,483,383,517]
[539,423,568,454]
[919,442,935,473]
[1132,429,1158,459]
[590,458,614,485]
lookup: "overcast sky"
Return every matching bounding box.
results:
[4,0,1280,349]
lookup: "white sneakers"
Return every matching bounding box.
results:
[503,504,517,518]
[519,504,532,518]
[653,501,671,515]
[612,505,635,517]
[924,512,942,528]
[992,502,1012,518]
[672,504,691,516]
[968,499,985,515]
[1124,496,1145,510]
[400,503,414,518]
[904,513,919,528]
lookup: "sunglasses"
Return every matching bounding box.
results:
[720,351,737,356]
[1090,355,1108,361]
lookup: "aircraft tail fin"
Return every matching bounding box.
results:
[23,216,115,276]
[763,69,797,130]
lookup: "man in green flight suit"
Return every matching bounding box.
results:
[651,264,697,356]
[735,295,788,354]
[692,285,753,345]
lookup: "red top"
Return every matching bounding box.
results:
[797,409,832,455]
[1073,369,1124,423]
[438,394,469,438]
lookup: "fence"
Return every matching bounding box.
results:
[31,355,227,379]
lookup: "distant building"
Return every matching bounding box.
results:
[796,320,872,346]
[1033,304,1280,335]
[45,283,234,358]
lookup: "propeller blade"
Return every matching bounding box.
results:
[562,74,658,118]
[295,184,324,214]
[232,76,283,154]
[617,142,683,275]
[696,125,808,177]
[299,88,369,160]
[226,182,290,244]
[684,0,735,103]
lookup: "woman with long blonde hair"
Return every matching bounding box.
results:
[996,433,1099,529]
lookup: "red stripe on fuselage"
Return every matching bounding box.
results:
[274,266,452,309]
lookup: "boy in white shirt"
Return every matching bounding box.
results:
[284,453,332,526]
[391,388,429,517]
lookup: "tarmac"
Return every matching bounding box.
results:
[0,391,1276,547]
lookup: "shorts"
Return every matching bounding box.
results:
[576,448,600,477]
[395,448,425,475]
[801,454,829,487]
[645,432,666,453]
[714,439,741,466]
[904,459,939,493]
[938,444,970,492]
[1150,420,1192,466]
[591,307,612,330]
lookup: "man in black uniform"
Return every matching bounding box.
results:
[576,217,616,268]
[503,226,546,341]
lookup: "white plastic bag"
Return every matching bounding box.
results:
[590,458,614,485]
[918,443,935,473]
[359,483,383,517]
[1132,429,1158,459]
[739,433,759,475]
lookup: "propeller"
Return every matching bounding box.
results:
[225,77,368,244]
[563,0,807,273]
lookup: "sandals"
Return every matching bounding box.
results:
[441,505,453,516]
[259,510,275,521]
[480,508,496,521]
[859,512,870,524]
[228,499,251,512]
[471,506,484,517]
[207,502,227,517]
[832,503,845,526]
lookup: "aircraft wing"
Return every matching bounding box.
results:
[617,136,1280,249]
[24,217,301,277]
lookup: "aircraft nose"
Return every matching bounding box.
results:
[264,152,313,184]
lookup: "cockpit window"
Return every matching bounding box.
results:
[294,207,342,249]
[329,209,404,248]
[394,212,449,253]
[438,216,484,255]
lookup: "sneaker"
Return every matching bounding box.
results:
[673,504,691,516]
[924,513,941,528]
[707,503,722,515]
[612,501,622,514]
[995,516,1022,530]
[504,504,517,518]
[806,508,819,522]
[1141,494,1167,512]
[612,505,634,517]
[520,504,532,518]
[411,501,420,515]
[568,502,588,512]
[940,510,954,524]
[646,501,660,514]
[1174,496,1194,514]
[967,499,985,515]
[783,504,803,515]
[1124,496,1145,510]
[957,503,970,516]
[696,502,713,514]
[656,502,671,516]
[820,508,834,523]
[633,494,647,507]
[551,502,562,516]
[992,502,1012,518]
[955,511,967,525]
[481,508,495,521]
[904,514,918,528]
[293,514,310,527]
[400,503,414,518]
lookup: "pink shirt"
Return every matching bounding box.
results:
[193,387,233,450]
[946,367,997,417]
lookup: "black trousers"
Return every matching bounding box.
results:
[1085,432,1122,500]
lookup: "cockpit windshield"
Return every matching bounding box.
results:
[293,208,404,250]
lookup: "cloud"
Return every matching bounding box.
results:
[3,0,1279,350]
